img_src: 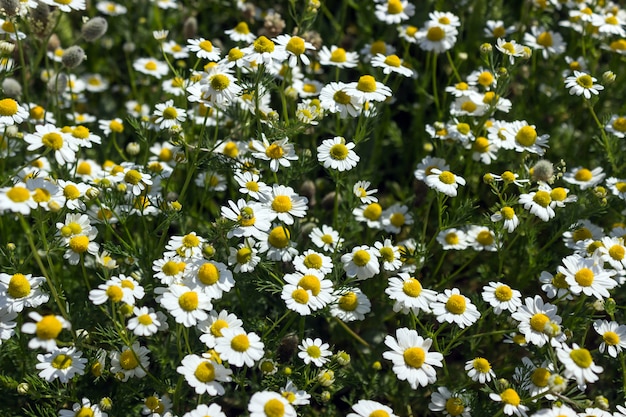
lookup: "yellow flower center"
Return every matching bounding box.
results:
[106,285,123,302]
[1,21,15,33]
[264,399,285,417]
[550,188,567,202]
[199,39,213,52]
[36,315,63,340]
[69,235,89,253]
[473,137,489,153]
[427,26,445,41]
[476,230,494,245]
[52,353,72,369]
[144,396,163,413]
[387,0,403,14]
[138,314,153,325]
[445,398,465,416]
[500,388,520,406]
[552,272,569,289]
[268,226,291,248]
[473,357,491,372]
[265,143,284,159]
[533,190,551,207]
[609,244,625,260]
[574,168,592,181]
[338,292,358,311]
[356,75,377,93]
[71,126,89,140]
[178,291,199,311]
[501,207,515,220]
[236,247,253,264]
[390,212,405,227]
[330,143,349,160]
[182,234,200,247]
[194,361,215,382]
[406,26,418,36]
[254,36,275,53]
[615,182,626,192]
[379,247,395,262]
[445,232,459,245]
[210,319,228,337]
[500,42,517,54]
[402,277,422,297]
[384,54,401,67]
[330,47,347,63]
[228,47,244,61]
[231,334,250,352]
[8,273,30,298]
[124,169,143,185]
[321,234,334,244]
[531,367,550,387]
[530,313,549,332]
[272,195,292,213]
[576,74,593,88]
[210,74,231,91]
[574,268,594,286]
[144,61,157,71]
[446,294,466,314]
[292,288,309,304]
[30,105,45,120]
[461,101,477,113]
[237,207,256,227]
[162,261,181,276]
[0,98,18,116]
[299,275,321,296]
[42,132,64,150]
[363,203,382,220]
[333,90,352,105]
[234,21,250,34]
[198,262,220,285]
[222,141,238,158]
[306,345,321,358]
[119,349,139,370]
[515,125,537,147]
[352,249,371,267]
[536,31,553,47]
[161,106,178,120]
[370,411,389,417]
[494,284,513,301]
[570,348,592,368]
[612,116,626,132]
[403,346,425,368]
[286,36,305,55]
[438,171,456,185]
[303,253,323,269]
[32,188,51,203]
[63,184,81,200]
[602,330,620,346]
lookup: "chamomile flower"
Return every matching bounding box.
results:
[330,287,371,321]
[0,98,28,126]
[177,353,232,395]
[491,206,520,233]
[523,26,566,59]
[482,282,522,314]
[298,338,332,367]
[185,259,235,300]
[280,380,310,405]
[55,179,89,211]
[353,202,384,229]
[161,40,189,59]
[556,343,603,390]
[293,250,333,275]
[115,166,153,196]
[251,136,298,172]
[511,295,563,347]
[127,306,166,337]
[187,69,242,108]
[382,327,443,388]
[496,38,526,64]
[58,398,106,417]
[348,400,399,417]
[370,53,414,77]
[109,342,150,382]
[259,184,308,225]
[465,357,496,383]
[158,284,212,327]
[89,275,144,306]
[374,239,403,271]
[0,273,49,313]
[318,45,359,68]
[141,394,172,417]
[274,34,315,67]
[539,270,572,300]
[519,186,556,222]
[310,225,343,252]
[342,245,380,280]
[133,57,169,79]
[198,310,244,349]
[489,388,529,417]
[374,0,414,24]
[63,229,99,265]
[215,328,264,367]
[152,256,187,285]
[319,81,362,118]
[39,0,86,12]
[153,100,187,129]
[593,320,626,358]
[353,180,378,204]
[317,136,359,171]
[503,121,550,155]
[429,386,471,417]
[607,177,626,200]
[425,168,466,197]
[437,228,470,250]
[228,241,261,273]
[386,272,437,314]
[382,203,413,234]
[183,404,226,417]
[431,288,481,328]
[24,124,78,165]
[249,391,296,417]
[418,23,458,53]
[564,71,604,99]
[242,35,287,66]
[597,236,626,270]
[346,75,392,103]
[234,170,270,200]
[562,166,605,189]
[484,20,516,38]
[258,225,299,262]
[221,199,272,240]
[36,347,86,383]
[558,254,617,299]
[225,21,256,43]
[605,114,626,138]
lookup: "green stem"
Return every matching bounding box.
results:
[333,317,369,347]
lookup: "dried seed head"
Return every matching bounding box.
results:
[0,0,19,17]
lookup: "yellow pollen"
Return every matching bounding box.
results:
[500,389,520,406]
[321,234,334,244]
[72,126,90,140]
[106,285,123,302]
[69,235,89,253]
[268,226,291,248]
[29,105,45,120]
[292,288,309,304]
[109,120,124,132]
[210,74,230,91]
[36,315,63,340]
[616,182,626,193]
[363,203,382,220]
[234,21,250,34]
[379,247,395,262]
[63,185,81,200]
[329,143,349,160]
[194,361,216,382]
[330,47,347,63]
[501,42,516,54]
[198,262,220,285]
[533,190,551,208]
[42,132,64,150]
[530,313,549,332]
[406,26,418,36]
[124,169,143,185]
[370,411,389,417]
[574,268,594,287]
[182,234,200,247]
[352,249,371,267]
[253,36,275,53]
[516,125,537,147]
[303,253,323,269]
[461,100,477,113]
[574,168,592,181]
[473,357,491,372]
[333,90,352,104]
[272,195,293,213]
[570,348,592,368]
[161,106,178,120]
[32,188,51,203]
[501,207,515,220]
[338,292,358,311]
[178,291,199,311]
[236,247,253,264]
[1,21,15,33]
[403,346,425,368]
[390,212,405,227]
[572,227,592,242]
[552,272,569,289]
[536,31,553,47]
[231,334,250,352]
[427,26,445,41]
[603,331,620,346]
[492,26,506,38]
[609,244,625,260]
[446,294,467,314]
[494,285,513,301]
[0,98,18,116]
[222,142,239,158]
[402,277,422,297]
[8,273,30,298]
[75,407,94,417]
[299,275,321,296]
[286,36,305,55]
[51,354,72,369]
[138,314,153,325]
[228,47,244,61]
[264,398,285,417]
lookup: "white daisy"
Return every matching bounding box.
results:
[221,199,272,240]
[341,245,380,280]
[562,166,605,189]
[309,224,343,252]
[429,386,471,417]
[556,343,603,390]
[593,319,626,358]
[176,353,232,395]
[109,342,150,382]
[385,272,437,314]
[511,295,563,347]
[215,328,264,367]
[126,306,166,337]
[317,136,360,171]
[489,388,529,417]
[345,75,392,103]
[482,281,522,314]
[0,273,49,313]
[157,284,212,327]
[348,400,399,417]
[564,71,604,99]
[298,337,332,367]
[259,184,308,225]
[465,357,496,383]
[21,312,71,351]
[558,254,617,299]
[437,228,470,250]
[248,391,296,417]
[430,288,481,328]
[330,287,371,321]
[425,168,466,197]
[374,239,403,271]
[198,309,244,349]
[251,136,298,172]
[36,347,86,383]
[228,240,261,273]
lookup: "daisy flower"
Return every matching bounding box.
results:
[243,35,288,66]
[298,338,332,367]
[248,391,296,417]
[39,0,86,12]
[466,225,500,252]
[558,254,617,299]
[605,114,626,138]
[496,38,526,64]
[198,310,244,349]
[187,69,242,108]
[185,259,235,300]
[374,0,414,24]
[234,170,271,200]
[228,240,261,273]
[215,328,264,367]
[0,98,28,126]
[341,245,380,280]
[482,281,522,314]
[280,380,311,405]
[564,71,604,99]
[36,347,86,383]
[539,270,572,300]
[56,179,90,211]
[353,202,383,229]
[370,53,414,77]
[0,308,17,344]
[274,34,315,67]
[133,57,169,79]
[251,135,298,172]
[425,168,466,197]
[177,353,233,395]
[153,99,187,129]
[562,166,605,189]
[142,394,173,417]
[382,327,444,388]
[220,199,272,240]
[225,21,256,43]
[257,225,299,262]
[431,288,481,328]
[152,256,187,285]
[465,357,495,383]
[429,386,471,417]
[382,203,413,234]
[418,23,458,53]
[115,166,153,196]
[58,398,106,417]
[519,187,556,222]
[597,236,626,270]
[317,136,360,171]
[330,287,371,321]
[309,224,343,252]
[21,312,71,351]
[489,388,529,417]
[556,343,603,390]
[183,404,226,417]
[523,26,566,59]
[348,400,398,417]
[158,284,212,327]
[502,120,550,155]
[282,280,318,315]
[0,272,49,313]
[346,75,392,103]
[318,45,359,68]
[374,239,403,271]
[88,275,144,306]
[511,295,563,347]
[24,124,78,165]
[491,206,520,233]
[385,272,437,314]
[319,81,362,118]
[293,250,333,275]
[398,24,419,43]
[259,184,308,225]
[484,19,515,38]
[606,177,626,200]
[437,228,470,250]
[109,342,150,382]
[126,306,166,337]
[593,320,626,358]
[353,180,378,204]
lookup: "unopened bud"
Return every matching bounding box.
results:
[81,17,108,42]
[16,382,29,395]
[0,40,15,55]
[183,16,198,40]
[602,70,616,85]
[47,73,67,94]
[61,46,86,69]
[530,159,554,183]
[125,142,140,156]
[2,77,21,98]
[99,397,113,411]
[480,43,493,54]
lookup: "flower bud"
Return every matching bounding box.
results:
[480,43,493,54]
[530,159,554,183]
[0,40,15,55]
[125,142,140,156]
[602,70,616,85]
[16,382,29,395]
[61,46,86,69]
[47,73,67,94]
[99,397,113,411]
[183,16,197,40]
[81,17,108,42]
[2,77,21,98]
